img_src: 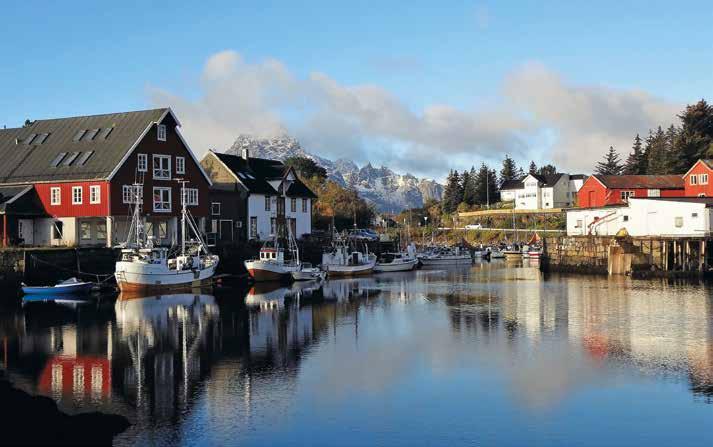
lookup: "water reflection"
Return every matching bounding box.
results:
[0,263,712,446]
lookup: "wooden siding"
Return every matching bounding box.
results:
[683,161,713,197]
[109,116,210,217]
[35,181,110,217]
[577,176,683,208]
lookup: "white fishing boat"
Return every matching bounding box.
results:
[322,237,377,277]
[245,225,300,282]
[115,182,219,293]
[374,244,419,272]
[418,246,472,266]
[291,262,326,281]
[487,247,506,259]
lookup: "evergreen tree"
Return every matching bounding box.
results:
[462,167,478,205]
[671,99,713,172]
[474,164,498,206]
[441,170,463,213]
[623,134,646,175]
[528,161,537,174]
[499,155,519,187]
[595,146,623,176]
[537,164,557,177]
[646,127,669,174]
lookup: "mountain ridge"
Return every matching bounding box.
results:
[227,134,443,212]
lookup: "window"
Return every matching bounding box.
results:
[271,217,277,235]
[72,186,82,205]
[692,213,699,218]
[291,198,296,212]
[50,187,61,205]
[137,154,147,172]
[211,219,218,233]
[211,202,221,216]
[80,222,91,240]
[83,129,99,141]
[63,152,81,166]
[52,221,63,240]
[50,153,67,167]
[623,215,629,222]
[157,124,167,141]
[699,193,707,198]
[153,187,171,212]
[153,155,171,179]
[265,195,271,211]
[157,221,168,239]
[122,185,143,204]
[302,198,308,213]
[96,222,107,240]
[78,151,94,165]
[620,191,635,201]
[701,174,709,185]
[250,217,258,239]
[690,175,698,185]
[675,216,683,228]
[647,189,660,197]
[89,185,100,204]
[176,156,185,174]
[182,188,198,206]
[575,219,582,228]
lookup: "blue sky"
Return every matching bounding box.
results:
[1,1,711,178]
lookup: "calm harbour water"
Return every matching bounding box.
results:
[1,259,713,446]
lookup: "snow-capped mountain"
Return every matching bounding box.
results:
[227,134,443,212]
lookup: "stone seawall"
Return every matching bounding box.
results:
[541,236,611,275]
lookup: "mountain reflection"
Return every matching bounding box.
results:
[1,263,713,445]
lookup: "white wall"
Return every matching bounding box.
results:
[515,175,541,209]
[247,194,312,240]
[501,189,517,201]
[566,199,712,237]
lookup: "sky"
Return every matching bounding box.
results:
[1,1,711,181]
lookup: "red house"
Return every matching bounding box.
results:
[577,174,685,208]
[0,108,211,247]
[682,159,713,197]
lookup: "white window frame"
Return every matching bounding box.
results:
[182,187,198,206]
[302,198,308,213]
[291,197,296,213]
[265,195,271,211]
[647,189,660,198]
[153,187,172,213]
[211,202,221,216]
[152,154,171,180]
[89,185,101,204]
[137,153,148,172]
[620,190,635,201]
[176,156,186,175]
[50,187,61,206]
[122,185,143,204]
[701,174,709,185]
[157,124,167,142]
[79,221,92,240]
[690,175,698,185]
[72,186,83,205]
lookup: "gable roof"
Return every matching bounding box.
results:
[500,179,524,190]
[211,152,317,198]
[0,108,170,184]
[682,159,713,178]
[593,174,684,190]
[528,173,564,187]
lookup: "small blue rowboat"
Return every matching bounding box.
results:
[21,277,94,296]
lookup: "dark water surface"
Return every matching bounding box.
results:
[2,260,713,446]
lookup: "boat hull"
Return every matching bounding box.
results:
[325,263,375,277]
[418,256,472,266]
[291,270,324,281]
[374,259,418,272]
[22,283,93,295]
[244,260,295,282]
[115,261,218,293]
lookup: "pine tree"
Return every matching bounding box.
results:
[462,167,478,205]
[474,164,497,206]
[595,146,623,176]
[499,155,519,187]
[672,100,713,172]
[537,164,557,177]
[528,161,537,174]
[646,127,669,174]
[623,134,646,175]
[441,170,463,213]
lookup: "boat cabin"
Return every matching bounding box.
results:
[259,247,285,263]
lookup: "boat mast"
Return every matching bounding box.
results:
[179,179,187,256]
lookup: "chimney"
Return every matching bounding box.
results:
[241,147,249,165]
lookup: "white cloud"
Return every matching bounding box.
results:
[149,51,682,178]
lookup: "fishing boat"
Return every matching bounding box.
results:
[245,225,301,282]
[487,247,506,259]
[291,262,325,281]
[115,182,219,292]
[418,246,472,266]
[21,277,94,296]
[503,247,523,260]
[374,243,418,272]
[322,237,377,277]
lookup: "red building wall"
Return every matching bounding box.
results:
[35,181,110,217]
[577,177,683,207]
[683,161,713,197]
[109,116,210,217]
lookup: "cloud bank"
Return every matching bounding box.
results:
[150,50,681,177]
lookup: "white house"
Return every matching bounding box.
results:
[201,149,316,241]
[566,197,713,237]
[504,173,586,210]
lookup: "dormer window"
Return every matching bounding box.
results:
[157,124,167,141]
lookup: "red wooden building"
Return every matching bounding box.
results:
[0,108,211,247]
[682,159,713,197]
[577,174,685,208]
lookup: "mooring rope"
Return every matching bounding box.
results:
[27,254,115,284]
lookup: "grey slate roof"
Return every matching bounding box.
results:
[500,179,524,190]
[0,108,168,184]
[0,185,46,216]
[529,173,564,187]
[213,152,317,198]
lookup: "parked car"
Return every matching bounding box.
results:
[465,224,483,230]
[348,229,379,241]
